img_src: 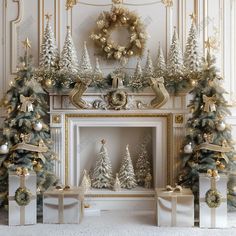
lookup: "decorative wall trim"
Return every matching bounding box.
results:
[10,0,23,74]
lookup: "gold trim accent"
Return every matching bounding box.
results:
[175,114,184,124]
[85,194,155,198]
[65,113,173,186]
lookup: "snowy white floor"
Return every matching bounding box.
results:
[1,210,236,236]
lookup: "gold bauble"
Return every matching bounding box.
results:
[32,160,38,166]
[100,37,106,43]
[216,160,221,166]
[104,46,111,53]
[127,50,134,56]
[103,29,108,34]
[219,163,225,170]
[34,162,43,172]
[16,167,22,176]
[22,167,29,176]
[130,26,135,31]
[122,50,127,55]
[120,16,127,24]
[111,14,117,22]
[207,169,212,177]
[45,79,53,88]
[212,169,219,178]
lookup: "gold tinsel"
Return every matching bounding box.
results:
[90,5,147,61]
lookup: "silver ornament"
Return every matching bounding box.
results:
[216,121,226,131]
[184,143,193,154]
[34,122,43,131]
[0,143,9,154]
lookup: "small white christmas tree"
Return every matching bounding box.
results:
[92,140,113,189]
[119,145,137,189]
[155,43,166,77]
[39,14,59,70]
[59,26,79,73]
[113,173,121,192]
[78,41,93,78]
[93,58,103,81]
[80,169,90,192]
[134,59,143,78]
[167,27,184,77]
[135,144,151,187]
[184,14,201,72]
[143,50,154,78]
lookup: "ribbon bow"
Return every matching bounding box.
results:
[165,184,182,192]
[206,169,220,179]
[20,95,34,112]
[203,95,217,112]
[15,167,29,176]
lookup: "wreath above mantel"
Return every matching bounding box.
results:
[90,5,147,61]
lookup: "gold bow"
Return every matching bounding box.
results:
[203,95,217,112]
[206,169,219,179]
[15,167,29,176]
[20,95,34,112]
[165,184,182,192]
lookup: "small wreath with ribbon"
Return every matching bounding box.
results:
[205,189,222,208]
[108,90,127,110]
[90,5,147,61]
[14,187,32,206]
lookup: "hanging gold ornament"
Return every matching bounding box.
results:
[34,162,43,172]
[45,78,54,88]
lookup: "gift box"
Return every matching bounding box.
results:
[8,170,37,226]
[156,187,194,227]
[43,187,84,224]
[199,173,227,228]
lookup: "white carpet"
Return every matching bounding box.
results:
[1,210,236,236]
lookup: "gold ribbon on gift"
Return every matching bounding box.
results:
[20,95,34,112]
[44,187,84,224]
[149,77,169,109]
[8,174,36,225]
[165,184,183,192]
[203,94,217,112]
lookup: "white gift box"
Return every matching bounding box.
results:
[43,187,84,224]
[8,171,37,226]
[199,173,228,228]
[156,188,194,227]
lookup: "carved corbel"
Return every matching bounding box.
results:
[69,78,92,109]
[149,77,169,109]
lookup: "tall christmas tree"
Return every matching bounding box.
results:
[59,26,79,73]
[135,144,152,187]
[129,59,144,91]
[92,140,113,189]
[39,14,59,70]
[143,50,154,78]
[119,145,137,189]
[0,39,58,207]
[154,43,166,77]
[178,43,236,208]
[166,27,184,77]
[78,41,93,78]
[184,14,201,78]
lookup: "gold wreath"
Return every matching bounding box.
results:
[14,187,32,206]
[90,5,147,61]
[108,90,127,110]
[205,189,222,208]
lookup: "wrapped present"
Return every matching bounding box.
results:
[43,186,84,224]
[199,173,227,228]
[8,169,37,226]
[156,186,194,227]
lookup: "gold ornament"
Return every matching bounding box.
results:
[104,46,111,52]
[45,78,53,88]
[34,162,43,172]
[219,163,225,170]
[120,16,127,24]
[100,37,106,43]
[127,50,134,56]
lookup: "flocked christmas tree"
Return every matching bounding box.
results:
[78,41,93,78]
[135,144,152,187]
[119,144,137,189]
[178,42,236,208]
[143,50,154,79]
[93,58,103,81]
[129,59,144,91]
[39,14,59,71]
[154,43,166,77]
[184,14,201,81]
[0,39,58,207]
[59,26,79,73]
[92,139,113,189]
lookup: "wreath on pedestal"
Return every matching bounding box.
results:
[15,187,32,206]
[205,189,222,208]
[90,5,147,61]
